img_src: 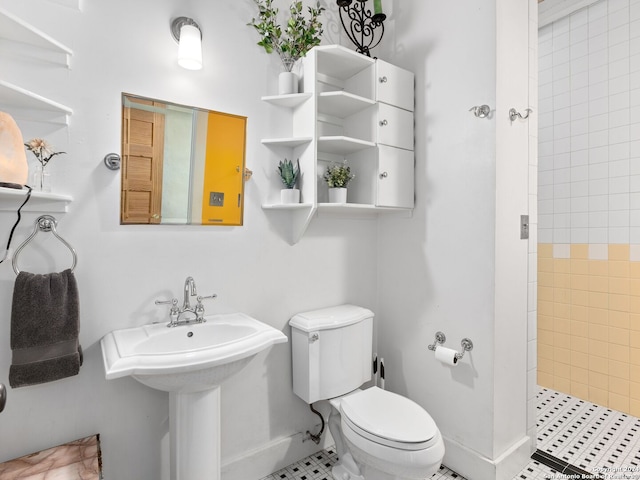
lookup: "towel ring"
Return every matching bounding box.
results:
[12,215,77,275]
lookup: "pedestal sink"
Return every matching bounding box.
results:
[100,313,287,480]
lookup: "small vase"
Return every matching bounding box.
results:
[32,164,52,192]
[278,71,299,95]
[281,188,300,204]
[328,187,347,203]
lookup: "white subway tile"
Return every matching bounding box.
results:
[555,137,572,154]
[610,142,631,161]
[589,194,610,211]
[609,226,630,243]
[631,174,640,191]
[553,46,571,66]
[572,196,590,212]
[589,33,609,53]
[554,121,571,139]
[555,197,571,213]
[609,23,631,46]
[630,19,640,39]
[610,0,631,13]
[610,159,631,178]
[590,178,610,195]
[572,133,590,150]
[589,16,608,38]
[589,243,610,260]
[555,228,572,243]
[554,92,572,110]
[555,183,572,199]
[540,111,554,127]
[556,106,571,124]
[539,199,554,215]
[572,179,590,196]
[610,210,630,226]
[589,81,609,101]
[610,109,630,128]
[610,76,631,96]
[632,37,640,56]
[630,227,640,243]
[631,209,640,225]
[572,102,590,119]
[631,140,640,156]
[632,191,640,207]
[589,227,609,243]
[589,1,608,21]
[590,97,609,116]
[554,62,571,79]
[631,88,640,106]
[589,129,609,147]
[631,158,640,175]
[590,145,610,164]
[539,126,554,143]
[572,228,590,243]
[610,6,631,30]
[610,192,631,210]
[555,167,572,184]
[572,54,590,74]
[590,211,610,227]
[539,228,554,243]
[572,117,590,135]
[590,113,610,132]
[539,82,553,101]
[539,184,554,200]
[572,212,590,227]
[611,91,632,111]
[539,214,554,229]
[631,2,640,21]
[572,165,590,182]
[610,42,631,63]
[631,53,640,72]
[556,152,571,169]
[610,176,631,193]
[610,125,631,144]
[554,213,571,228]
[630,243,640,260]
[539,53,553,71]
[539,140,554,157]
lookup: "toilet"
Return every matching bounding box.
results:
[290,305,445,480]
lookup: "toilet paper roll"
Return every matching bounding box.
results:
[435,346,459,366]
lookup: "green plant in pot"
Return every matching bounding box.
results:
[278,158,300,204]
[248,0,325,94]
[324,160,354,204]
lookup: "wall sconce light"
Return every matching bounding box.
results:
[170,17,202,70]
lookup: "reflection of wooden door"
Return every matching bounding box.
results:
[121,98,165,224]
[201,112,246,225]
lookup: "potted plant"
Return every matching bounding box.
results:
[323,160,354,203]
[248,0,325,94]
[278,158,300,203]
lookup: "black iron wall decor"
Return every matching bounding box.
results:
[336,0,386,57]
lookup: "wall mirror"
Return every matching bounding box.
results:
[121,93,247,225]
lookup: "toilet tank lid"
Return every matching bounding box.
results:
[289,304,374,332]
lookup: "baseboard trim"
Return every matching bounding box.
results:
[442,435,532,480]
[221,430,334,480]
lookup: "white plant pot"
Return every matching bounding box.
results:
[281,188,300,204]
[328,187,347,203]
[278,71,299,95]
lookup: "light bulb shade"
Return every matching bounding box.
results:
[177,24,202,70]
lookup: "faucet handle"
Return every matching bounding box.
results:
[155,298,179,307]
[196,294,217,303]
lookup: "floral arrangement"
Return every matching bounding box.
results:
[248,0,325,72]
[24,138,66,167]
[277,158,299,189]
[324,161,354,188]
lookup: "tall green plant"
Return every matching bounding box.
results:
[248,0,325,71]
[277,158,300,189]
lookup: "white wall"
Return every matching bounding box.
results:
[0,1,377,478]
[376,1,533,479]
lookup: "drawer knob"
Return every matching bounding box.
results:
[379,119,388,126]
[379,172,388,179]
[379,76,388,83]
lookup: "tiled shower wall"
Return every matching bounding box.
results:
[537,0,640,416]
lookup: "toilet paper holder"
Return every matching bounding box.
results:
[428,331,474,360]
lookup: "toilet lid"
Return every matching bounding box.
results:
[340,387,438,450]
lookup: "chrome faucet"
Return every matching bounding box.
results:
[183,276,197,312]
[155,277,217,327]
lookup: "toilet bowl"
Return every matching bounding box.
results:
[329,387,445,480]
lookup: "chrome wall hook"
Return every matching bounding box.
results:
[103,153,121,170]
[469,105,491,118]
[509,108,532,123]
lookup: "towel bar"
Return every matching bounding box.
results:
[12,215,77,275]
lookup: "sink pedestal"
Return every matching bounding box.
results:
[170,387,221,480]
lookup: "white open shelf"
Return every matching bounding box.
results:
[261,137,313,148]
[0,7,73,63]
[261,93,312,109]
[317,136,375,155]
[0,186,72,213]
[0,80,73,122]
[315,45,374,80]
[318,91,375,118]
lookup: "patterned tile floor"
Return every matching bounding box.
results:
[260,387,640,480]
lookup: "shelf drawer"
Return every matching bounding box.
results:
[376,60,414,112]
[377,103,414,151]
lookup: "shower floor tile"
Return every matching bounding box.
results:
[260,386,640,480]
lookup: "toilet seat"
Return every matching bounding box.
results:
[340,387,438,451]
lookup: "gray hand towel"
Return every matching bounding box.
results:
[9,269,82,388]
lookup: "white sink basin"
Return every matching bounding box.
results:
[101,312,287,392]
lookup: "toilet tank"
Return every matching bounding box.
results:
[290,304,373,404]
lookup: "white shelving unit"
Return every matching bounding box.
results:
[0,7,74,213]
[0,187,72,213]
[0,7,74,124]
[260,45,415,244]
